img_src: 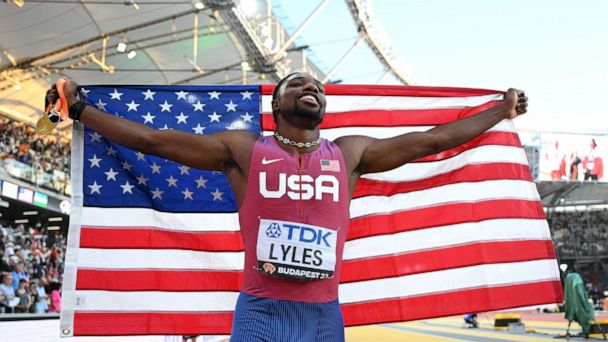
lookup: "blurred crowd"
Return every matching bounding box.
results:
[549,210,608,257]
[0,116,71,193]
[0,224,65,314]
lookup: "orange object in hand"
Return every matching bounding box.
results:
[45,77,70,121]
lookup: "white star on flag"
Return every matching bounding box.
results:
[104,168,118,181]
[95,99,107,111]
[150,163,161,174]
[166,175,178,187]
[88,181,102,195]
[142,89,156,100]
[151,187,163,200]
[192,100,205,111]
[241,91,253,100]
[175,90,189,100]
[178,165,190,175]
[90,132,103,142]
[80,88,90,96]
[159,124,170,130]
[159,100,173,112]
[135,152,146,161]
[211,188,224,201]
[182,188,194,200]
[192,124,206,134]
[106,146,117,156]
[121,160,133,171]
[195,176,208,188]
[141,112,155,124]
[208,91,221,100]
[175,112,189,124]
[126,100,140,112]
[225,100,238,112]
[208,112,222,122]
[240,112,254,123]
[120,181,135,194]
[88,154,102,168]
[109,89,123,100]
[136,174,149,186]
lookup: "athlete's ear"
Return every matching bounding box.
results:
[271,99,280,113]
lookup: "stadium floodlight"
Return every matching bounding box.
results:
[23,211,38,216]
[117,42,127,53]
[193,1,205,10]
[127,50,137,59]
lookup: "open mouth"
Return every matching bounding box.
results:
[298,94,319,106]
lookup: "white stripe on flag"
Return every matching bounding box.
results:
[343,218,550,260]
[350,180,540,219]
[80,207,240,231]
[339,259,560,304]
[262,94,504,112]
[77,248,244,270]
[63,290,239,312]
[362,145,528,182]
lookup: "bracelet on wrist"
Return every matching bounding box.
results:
[68,100,87,122]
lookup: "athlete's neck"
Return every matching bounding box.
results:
[274,123,320,154]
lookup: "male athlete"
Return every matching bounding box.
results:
[47,73,527,341]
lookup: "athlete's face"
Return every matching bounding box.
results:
[274,73,326,127]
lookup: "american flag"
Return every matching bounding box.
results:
[61,83,562,337]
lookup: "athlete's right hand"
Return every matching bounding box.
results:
[45,77,80,109]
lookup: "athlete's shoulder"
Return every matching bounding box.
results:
[215,130,259,144]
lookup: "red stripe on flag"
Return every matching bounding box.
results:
[73,312,233,336]
[415,132,521,162]
[348,199,546,241]
[261,84,503,97]
[341,240,556,283]
[76,269,243,291]
[354,163,533,198]
[80,228,243,251]
[260,101,502,130]
[341,280,563,327]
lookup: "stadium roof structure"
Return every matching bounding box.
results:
[537,181,608,208]
[0,0,411,133]
[0,0,325,131]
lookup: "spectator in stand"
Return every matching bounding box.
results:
[11,263,29,290]
[34,277,49,313]
[0,249,12,273]
[0,115,72,192]
[48,282,62,313]
[28,280,39,313]
[1,272,16,313]
[14,278,32,313]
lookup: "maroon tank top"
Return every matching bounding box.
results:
[238,136,350,303]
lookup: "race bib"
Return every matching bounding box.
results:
[257,219,337,281]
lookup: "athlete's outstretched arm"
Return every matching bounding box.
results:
[337,88,527,176]
[50,79,250,171]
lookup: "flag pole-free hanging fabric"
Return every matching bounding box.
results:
[61,83,563,337]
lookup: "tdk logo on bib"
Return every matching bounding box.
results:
[259,172,339,202]
[265,222,282,238]
[257,219,337,281]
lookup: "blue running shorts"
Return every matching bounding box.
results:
[230,292,345,342]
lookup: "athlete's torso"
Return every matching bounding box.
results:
[238,136,350,302]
